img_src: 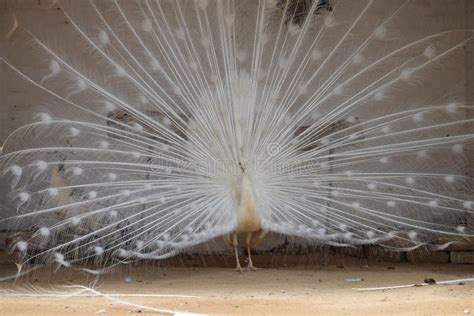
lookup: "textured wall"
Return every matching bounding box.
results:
[467,0,474,105]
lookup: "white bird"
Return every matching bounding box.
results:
[0,0,473,274]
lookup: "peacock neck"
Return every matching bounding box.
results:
[234,174,261,233]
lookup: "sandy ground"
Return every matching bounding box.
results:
[0,262,473,315]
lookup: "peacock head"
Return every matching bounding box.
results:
[238,161,245,173]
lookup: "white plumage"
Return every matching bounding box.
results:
[0,0,473,273]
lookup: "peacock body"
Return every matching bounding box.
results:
[0,0,473,273]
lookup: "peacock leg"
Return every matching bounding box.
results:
[232,233,242,273]
[246,232,260,271]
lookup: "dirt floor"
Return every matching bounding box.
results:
[0,261,473,315]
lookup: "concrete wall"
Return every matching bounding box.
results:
[467,0,474,105]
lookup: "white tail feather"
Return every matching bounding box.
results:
[0,0,472,273]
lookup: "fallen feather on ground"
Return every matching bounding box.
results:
[353,278,474,291]
[0,285,204,315]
